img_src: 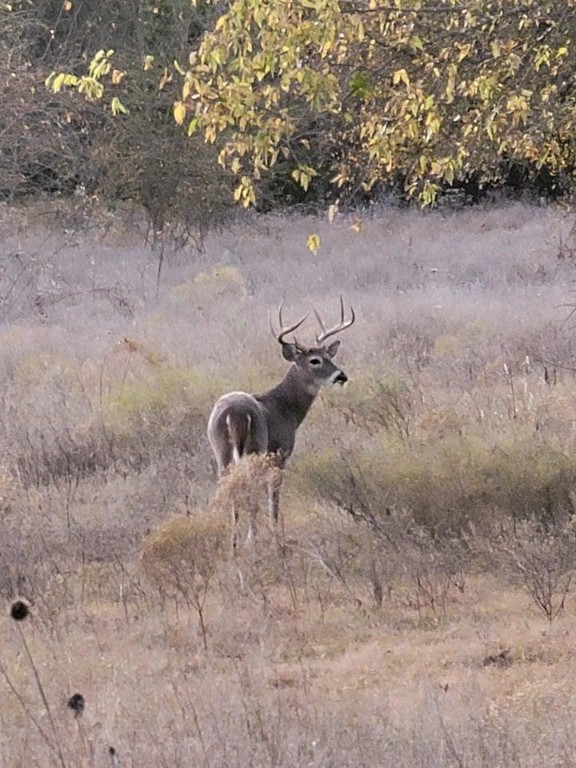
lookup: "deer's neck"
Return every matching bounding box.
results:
[258,366,318,426]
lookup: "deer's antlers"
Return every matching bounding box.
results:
[271,302,310,346]
[270,297,355,347]
[315,295,355,344]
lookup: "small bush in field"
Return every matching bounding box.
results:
[12,352,77,387]
[489,518,576,624]
[140,515,227,648]
[141,515,226,589]
[313,509,467,617]
[167,267,248,321]
[193,266,248,298]
[433,334,467,357]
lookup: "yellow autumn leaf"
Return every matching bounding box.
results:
[307,234,320,255]
[173,101,187,125]
[392,68,410,86]
[173,60,186,76]
[159,68,172,91]
[110,96,128,116]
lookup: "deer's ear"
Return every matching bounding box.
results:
[326,340,341,358]
[281,342,299,362]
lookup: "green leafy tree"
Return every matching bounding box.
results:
[49,0,576,206]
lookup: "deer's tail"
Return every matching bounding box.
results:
[226,411,253,464]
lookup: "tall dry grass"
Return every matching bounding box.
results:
[1,199,576,765]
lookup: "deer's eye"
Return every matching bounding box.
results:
[309,357,322,366]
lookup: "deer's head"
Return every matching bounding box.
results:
[273,297,355,392]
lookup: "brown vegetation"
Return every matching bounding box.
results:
[1,0,234,243]
[1,201,576,764]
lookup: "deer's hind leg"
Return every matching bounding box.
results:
[242,414,269,545]
[246,490,259,544]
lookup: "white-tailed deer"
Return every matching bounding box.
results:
[207,297,355,549]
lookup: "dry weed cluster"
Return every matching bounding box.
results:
[1,201,576,765]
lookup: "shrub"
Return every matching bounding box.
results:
[212,454,283,548]
[323,370,413,439]
[140,514,227,648]
[488,518,576,624]
[141,514,226,591]
[295,427,576,533]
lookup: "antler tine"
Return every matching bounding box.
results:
[275,301,310,345]
[313,307,327,338]
[315,295,356,344]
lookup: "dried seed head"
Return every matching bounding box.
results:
[10,600,30,622]
[67,693,85,718]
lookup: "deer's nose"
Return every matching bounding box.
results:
[332,371,348,386]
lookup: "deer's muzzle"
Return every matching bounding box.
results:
[332,371,348,386]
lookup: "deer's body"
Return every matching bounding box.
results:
[208,300,354,548]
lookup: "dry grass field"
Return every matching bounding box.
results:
[2,198,576,766]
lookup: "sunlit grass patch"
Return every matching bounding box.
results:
[193,265,248,297]
[102,363,228,451]
[12,352,79,387]
[107,365,212,422]
[168,265,248,313]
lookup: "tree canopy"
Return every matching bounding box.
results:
[47,0,576,207]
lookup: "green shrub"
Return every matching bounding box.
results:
[295,426,576,533]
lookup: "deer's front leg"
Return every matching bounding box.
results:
[267,467,283,525]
